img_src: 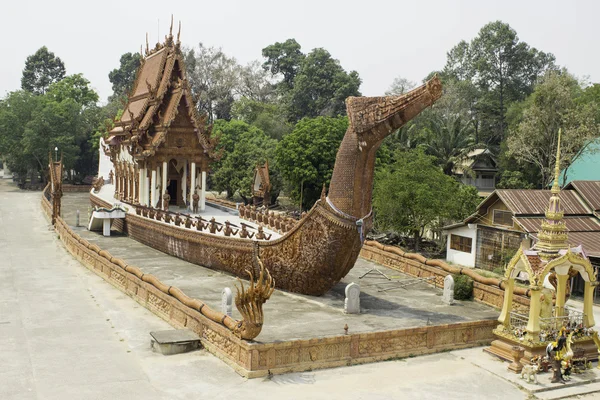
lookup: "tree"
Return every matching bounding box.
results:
[373,150,479,251]
[385,77,416,95]
[444,21,556,146]
[419,114,478,175]
[46,74,99,107]
[185,44,241,122]
[0,91,40,181]
[21,47,66,95]
[236,60,276,103]
[275,116,347,209]
[231,97,292,140]
[108,52,142,99]
[211,120,278,201]
[286,48,361,121]
[262,39,305,91]
[507,70,599,187]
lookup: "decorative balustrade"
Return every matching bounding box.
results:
[133,204,272,241]
[237,204,298,234]
[509,306,588,342]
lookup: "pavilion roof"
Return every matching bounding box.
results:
[107,25,215,160]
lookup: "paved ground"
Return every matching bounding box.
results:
[63,192,498,342]
[2,179,599,399]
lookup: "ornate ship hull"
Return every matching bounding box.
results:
[92,77,442,296]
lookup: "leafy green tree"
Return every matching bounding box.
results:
[444,21,556,145]
[275,116,347,209]
[496,171,534,189]
[211,120,278,201]
[231,97,292,140]
[47,74,99,107]
[262,39,305,90]
[0,91,40,181]
[287,48,361,121]
[373,150,478,251]
[108,52,142,99]
[506,70,599,187]
[21,46,66,95]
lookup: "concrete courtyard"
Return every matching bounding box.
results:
[1,179,599,399]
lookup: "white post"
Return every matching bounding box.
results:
[138,167,144,204]
[103,218,111,237]
[190,162,196,210]
[145,174,149,206]
[182,161,187,209]
[150,169,157,208]
[162,161,168,209]
[200,170,207,211]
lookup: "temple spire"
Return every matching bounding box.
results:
[535,129,569,260]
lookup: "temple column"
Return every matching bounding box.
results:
[189,162,196,211]
[182,162,187,209]
[555,273,569,319]
[162,161,168,210]
[138,167,144,203]
[150,169,157,208]
[145,172,150,206]
[526,286,542,337]
[583,281,596,328]
[498,278,515,328]
[200,170,207,211]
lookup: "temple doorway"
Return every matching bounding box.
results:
[167,180,178,205]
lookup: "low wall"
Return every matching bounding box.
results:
[360,241,530,310]
[63,184,92,193]
[45,194,499,377]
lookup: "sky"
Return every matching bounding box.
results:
[2,0,599,103]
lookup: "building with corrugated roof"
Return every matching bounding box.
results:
[443,181,600,276]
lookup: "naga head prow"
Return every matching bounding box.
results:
[326,75,442,221]
[232,252,275,340]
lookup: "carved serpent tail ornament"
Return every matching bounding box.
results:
[233,252,275,339]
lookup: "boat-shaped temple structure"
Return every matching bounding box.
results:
[93,26,443,296]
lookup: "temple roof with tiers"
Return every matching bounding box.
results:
[106,20,215,163]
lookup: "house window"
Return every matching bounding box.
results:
[480,174,495,188]
[450,234,473,253]
[493,210,513,227]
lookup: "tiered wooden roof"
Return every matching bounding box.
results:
[107,22,214,161]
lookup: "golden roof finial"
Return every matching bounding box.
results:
[551,128,562,195]
[169,14,174,37]
[177,21,181,43]
[535,129,568,260]
[145,33,149,55]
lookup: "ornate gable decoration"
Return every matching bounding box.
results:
[107,18,215,161]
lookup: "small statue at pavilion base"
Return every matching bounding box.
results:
[192,192,199,213]
[162,191,171,212]
[546,329,568,384]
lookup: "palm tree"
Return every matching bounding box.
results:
[420,114,480,175]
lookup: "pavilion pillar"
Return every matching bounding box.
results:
[150,169,157,208]
[498,278,514,328]
[145,172,149,206]
[200,170,207,211]
[182,162,187,209]
[190,162,196,211]
[526,287,542,337]
[555,273,569,319]
[162,161,168,210]
[583,281,596,328]
[114,169,119,199]
[138,168,146,204]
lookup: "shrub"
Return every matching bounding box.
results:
[453,274,473,300]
